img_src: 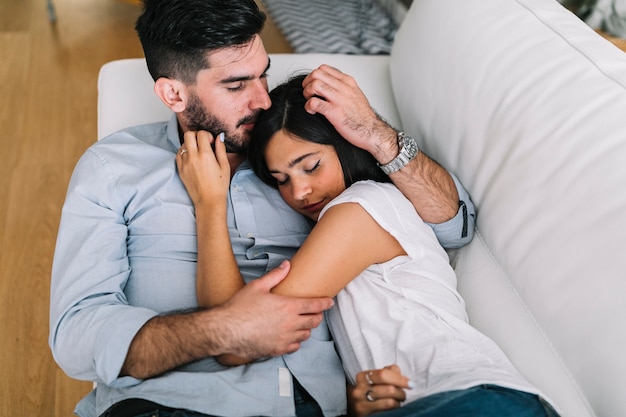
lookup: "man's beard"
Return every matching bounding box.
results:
[185,93,254,154]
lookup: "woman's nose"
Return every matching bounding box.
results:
[291,178,312,201]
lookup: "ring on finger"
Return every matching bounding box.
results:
[365,371,374,385]
[365,389,376,402]
[179,149,188,155]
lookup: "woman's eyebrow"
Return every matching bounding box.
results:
[269,152,319,173]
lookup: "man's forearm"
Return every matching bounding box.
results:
[299,66,466,230]
[388,151,459,224]
[371,124,459,224]
[120,262,331,378]
[120,309,226,379]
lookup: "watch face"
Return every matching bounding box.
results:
[379,132,419,175]
[400,133,418,159]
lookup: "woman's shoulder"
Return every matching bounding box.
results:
[321,180,417,222]
[335,180,409,208]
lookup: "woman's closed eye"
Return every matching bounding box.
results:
[270,160,321,186]
[305,160,321,173]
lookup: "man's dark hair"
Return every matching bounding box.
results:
[135,0,266,84]
[249,74,391,189]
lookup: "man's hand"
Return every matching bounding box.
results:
[217,260,334,360]
[348,365,413,417]
[301,65,398,163]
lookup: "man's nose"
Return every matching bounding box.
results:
[251,80,271,110]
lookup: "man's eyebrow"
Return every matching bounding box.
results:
[220,58,271,84]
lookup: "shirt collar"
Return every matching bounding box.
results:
[167,114,182,152]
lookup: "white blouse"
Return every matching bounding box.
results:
[322,181,542,404]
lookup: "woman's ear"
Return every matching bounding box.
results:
[154,77,188,113]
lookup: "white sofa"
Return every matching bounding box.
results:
[98,0,626,416]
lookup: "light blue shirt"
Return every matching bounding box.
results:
[49,115,474,417]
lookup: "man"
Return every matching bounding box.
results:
[49,1,475,416]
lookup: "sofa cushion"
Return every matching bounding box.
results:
[390,1,626,416]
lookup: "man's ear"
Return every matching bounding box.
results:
[154,78,188,113]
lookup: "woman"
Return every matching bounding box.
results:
[176,74,559,417]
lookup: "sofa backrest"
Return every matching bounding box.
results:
[97,55,399,140]
[390,1,626,416]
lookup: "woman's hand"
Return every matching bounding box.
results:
[347,365,413,417]
[176,131,230,206]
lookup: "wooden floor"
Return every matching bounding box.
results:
[0,0,290,415]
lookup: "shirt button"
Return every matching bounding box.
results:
[246,232,254,238]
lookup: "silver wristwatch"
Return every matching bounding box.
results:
[378,132,419,175]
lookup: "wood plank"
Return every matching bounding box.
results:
[257,0,294,53]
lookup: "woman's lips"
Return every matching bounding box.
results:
[302,200,325,214]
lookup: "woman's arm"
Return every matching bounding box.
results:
[194,195,249,366]
[177,131,248,366]
[193,201,244,306]
[272,202,405,298]
[179,133,405,363]
[177,131,245,306]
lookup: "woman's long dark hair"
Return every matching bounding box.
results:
[249,74,391,189]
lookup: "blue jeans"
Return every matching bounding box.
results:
[374,385,560,417]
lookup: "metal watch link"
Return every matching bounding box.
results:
[378,132,419,175]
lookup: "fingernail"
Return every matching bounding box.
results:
[407,380,415,389]
[219,132,225,142]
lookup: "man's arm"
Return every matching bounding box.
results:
[121,263,332,378]
[50,150,332,383]
[302,65,475,247]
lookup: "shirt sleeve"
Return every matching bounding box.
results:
[49,148,157,386]
[427,172,476,249]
